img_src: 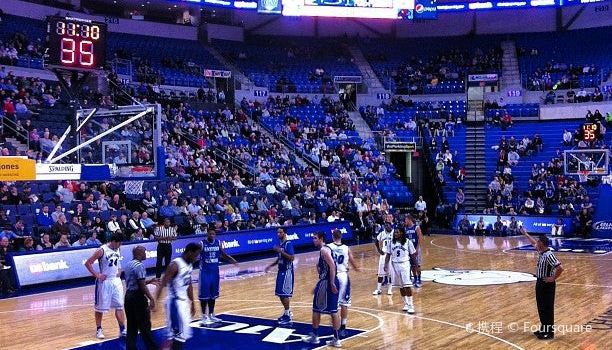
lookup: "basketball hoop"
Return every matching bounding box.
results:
[578,170,590,183]
[124,180,144,195]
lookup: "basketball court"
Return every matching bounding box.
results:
[1,235,609,350]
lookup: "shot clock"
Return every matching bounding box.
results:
[581,123,598,142]
[47,16,107,70]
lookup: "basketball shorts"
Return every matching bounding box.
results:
[275,268,294,297]
[378,254,395,280]
[337,272,351,307]
[392,261,413,288]
[166,297,192,343]
[199,269,220,300]
[94,278,124,312]
[313,276,340,314]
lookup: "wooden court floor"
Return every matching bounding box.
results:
[0,235,610,350]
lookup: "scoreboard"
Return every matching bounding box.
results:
[46,16,108,71]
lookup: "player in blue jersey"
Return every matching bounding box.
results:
[404,215,424,287]
[199,228,238,325]
[303,231,341,348]
[265,227,295,324]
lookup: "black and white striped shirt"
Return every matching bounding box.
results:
[124,259,146,292]
[155,225,177,244]
[536,249,561,278]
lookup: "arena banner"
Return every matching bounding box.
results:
[452,215,574,235]
[204,69,232,78]
[467,74,498,82]
[8,221,352,287]
[591,186,612,238]
[0,157,36,181]
[333,76,363,84]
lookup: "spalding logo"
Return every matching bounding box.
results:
[593,221,612,231]
[422,267,536,286]
[415,4,425,13]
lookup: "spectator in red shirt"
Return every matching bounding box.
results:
[3,98,15,118]
[501,112,513,130]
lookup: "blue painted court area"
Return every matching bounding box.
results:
[69,314,364,350]
[514,237,612,254]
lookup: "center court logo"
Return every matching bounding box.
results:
[422,267,536,286]
[29,260,69,273]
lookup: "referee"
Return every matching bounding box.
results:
[155,218,177,278]
[124,246,157,350]
[520,227,564,340]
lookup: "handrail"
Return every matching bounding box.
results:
[174,130,255,177]
[254,117,321,173]
[211,147,256,177]
[419,126,444,204]
[1,117,30,152]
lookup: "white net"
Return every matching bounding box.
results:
[124,180,144,195]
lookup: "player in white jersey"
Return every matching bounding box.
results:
[373,222,394,295]
[85,233,126,339]
[327,229,359,337]
[384,226,417,314]
[156,243,202,350]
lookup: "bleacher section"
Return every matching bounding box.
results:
[0,14,46,69]
[517,27,612,90]
[484,120,600,213]
[485,103,540,120]
[0,14,224,88]
[107,33,224,87]
[359,36,502,94]
[256,101,414,205]
[424,126,466,205]
[213,38,360,93]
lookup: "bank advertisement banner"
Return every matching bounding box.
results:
[9,221,352,287]
[592,185,612,238]
[453,215,574,235]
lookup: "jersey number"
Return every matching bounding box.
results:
[333,253,345,265]
[107,257,118,267]
[396,250,401,257]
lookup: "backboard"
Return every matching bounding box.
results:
[564,149,610,176]
[43,103,164,181]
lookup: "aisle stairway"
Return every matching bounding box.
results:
[464,123,487,212]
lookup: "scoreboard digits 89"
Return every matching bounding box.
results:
[47,16,107,70]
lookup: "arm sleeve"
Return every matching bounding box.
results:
[547,253,561,267]
[136,263,146,280]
